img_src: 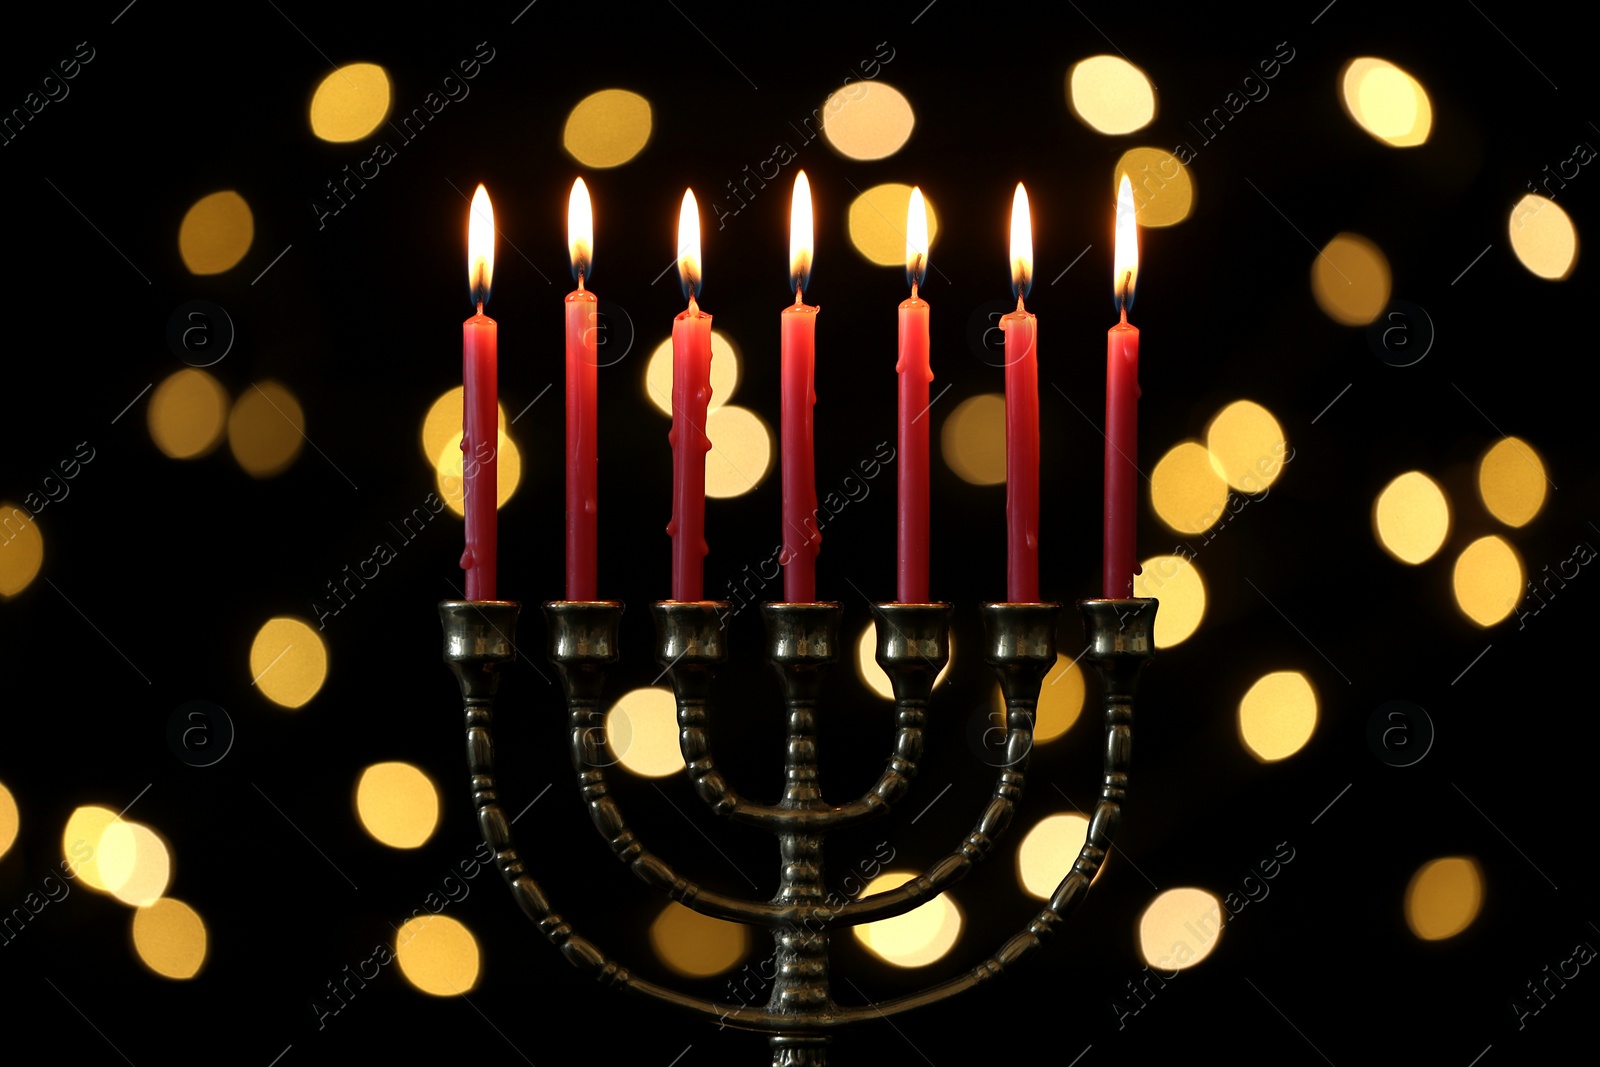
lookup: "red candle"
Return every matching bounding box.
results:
[780,171,820,603]
[669,190,713,602]
[565,178,599,601]
[1104,175,1141,598]
[1002,183,1040,603]
[462,184,498,600]
[896,186,932,604]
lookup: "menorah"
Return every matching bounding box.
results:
[440,592,1154,1065]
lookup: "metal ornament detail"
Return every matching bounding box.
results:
[440,596,1156,1065]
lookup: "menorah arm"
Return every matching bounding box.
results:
[443,599,788,1026]
[817,745,1028,928]
[822,602,1057,926]
[821,598,1155,1026]
[659,602,949,835]
[545,600,815,925]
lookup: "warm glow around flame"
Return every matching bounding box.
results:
[906,185,929,289]
[569,177,593,284]
[1010,183,1033,301]
[678,188,702,301]
[790,170,813,297]
[1114,175,1138,311]
[468,184,494,309]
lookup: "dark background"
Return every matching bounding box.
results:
[1,2,1595,1063]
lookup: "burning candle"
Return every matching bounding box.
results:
[780,171,820,603]
[462,184,498,600]
[897,187,932,604]
[565,178,599,601]
[669,190,713,602]
[1104,175,1141,598]
[1002,183,1039,603]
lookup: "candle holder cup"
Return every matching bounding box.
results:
[440,594,1155,1065]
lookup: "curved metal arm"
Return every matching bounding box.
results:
[657,602,946,835]
[817,598,1155,1026]
[825,603,1058,927]
[545,600,802,926]
[442,599,761,1025]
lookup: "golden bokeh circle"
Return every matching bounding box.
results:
[1340,58,1433,147]
[228,381,305,478]
[149,369,230,460]
[941,393,1006,486]
[1509,195,1578,280]
[395,915,481,995]
[309,62,392,142]
[249,616,329,709]
[847,183,940,268]
[1138,887,1224,970]
[1405,856,1483,941]
[1206,401,1287,493]
[1111,147,1192,227]
[1311,233,1391,326]
[1373,471,1450,565]
[705,405,772,499]
[1477,437,1546,527]
[1452,535,1524,628]
[0,501,43,598]
[649,902,750,977]
[62,805,118,892]
[102,821,172,907]
[0,781,17,860]
[132,897,208,979]
[563,89,653,168]
[356,762,441,849]
[821,81,915,160]
[606,687,685,778]
[1132,554,1206,647]
[854,871,963,968]
[1017,813,1091,899]
[1150,441,1229,534]
[1237,671,1318,762]
[178,191,254,275]
[1069,56,1156,134]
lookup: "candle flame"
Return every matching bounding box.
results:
[1010,182,1033,302]
[1113,174,1138,313]
[468,184,494,310]
[790,170,813,298]
[905,185,929,290]
[569,177,593,285]
[677,188,702,302]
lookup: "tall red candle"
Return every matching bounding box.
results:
[780,171,820,603]
[462,184,498,600]
[669,190,713,602]
[1104,175,1141,598]
[565,178,599,601]
[896,186,932,604]
[1002,184,1040,604]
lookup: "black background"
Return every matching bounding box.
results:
[1,2,1596,1064]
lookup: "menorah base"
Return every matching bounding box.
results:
[441,596,1155,1066]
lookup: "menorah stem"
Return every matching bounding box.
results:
[762,604,841,1062]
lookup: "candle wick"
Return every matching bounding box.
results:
[794,286,804,307]
[1016,294,1026,313]
[476,300,484,316]
[576,272,586,292]
[1119,305,1128,326]
[909,281,919,301]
